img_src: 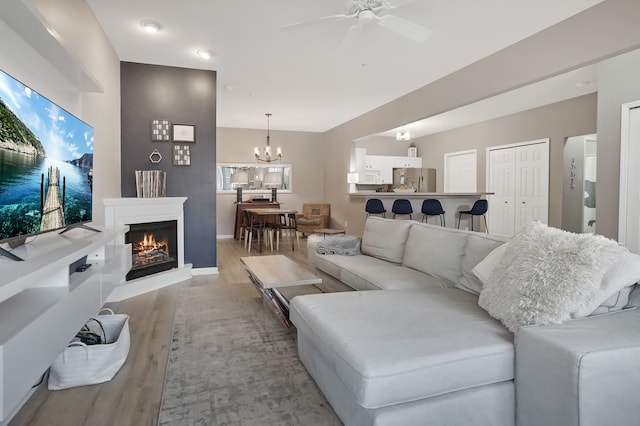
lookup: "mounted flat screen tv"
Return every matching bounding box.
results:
[0,68,94,260]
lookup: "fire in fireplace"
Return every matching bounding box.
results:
[125,220,178,280]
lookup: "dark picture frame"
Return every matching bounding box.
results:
[172,124,196,143]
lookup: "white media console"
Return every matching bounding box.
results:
[0,226,131,423]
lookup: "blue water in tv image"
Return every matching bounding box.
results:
[0,69,94,241]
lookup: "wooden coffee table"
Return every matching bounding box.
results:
[240,255,322,328]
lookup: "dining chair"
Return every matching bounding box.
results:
[276,213,299,251]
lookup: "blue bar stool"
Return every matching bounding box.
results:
[457,199,488,232]
[365,199,386,217]
[421,199,446,226]
[392,199,413,219]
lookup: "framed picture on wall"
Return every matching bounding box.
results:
[151,119,171,141]
[173,144,191,166]
[172,124,196,143]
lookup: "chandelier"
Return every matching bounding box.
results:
[254,113,282,163]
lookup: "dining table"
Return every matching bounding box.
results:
[244,208,298,253]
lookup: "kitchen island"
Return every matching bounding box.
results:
[349,192,493,230]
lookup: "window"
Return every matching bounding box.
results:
[216,163,292,193]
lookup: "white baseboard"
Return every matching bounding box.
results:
[217,234,235,239]
[192,267,218,275]
[106,264,193,302]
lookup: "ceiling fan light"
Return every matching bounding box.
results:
[358,10,377,23]
[140,20,163,33]
[197,49,214,59]
[396,129,411,141]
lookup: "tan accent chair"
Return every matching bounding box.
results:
[296,203,330,235]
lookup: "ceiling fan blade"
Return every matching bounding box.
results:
[280,13,356,32]
[380,0,419,9]
[377,14,432,42]
[338,23,363,52]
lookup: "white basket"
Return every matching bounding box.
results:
[48,309,130,390]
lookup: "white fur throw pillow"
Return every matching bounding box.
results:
[478,221,628,333]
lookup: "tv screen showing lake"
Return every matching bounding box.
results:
[0,69,94,241]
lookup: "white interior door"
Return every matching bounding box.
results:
[487,139,549,237]
[619,101,640,253]
[444,150,477,192]
[515,142,549,232]
[488,148,515,237]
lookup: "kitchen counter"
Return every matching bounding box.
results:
[349,192,493,198]
[349,192,494,230]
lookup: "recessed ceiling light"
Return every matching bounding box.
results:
[140,20,163,33]
[197,49,215,59]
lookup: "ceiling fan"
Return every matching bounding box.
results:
[281,0,432,43]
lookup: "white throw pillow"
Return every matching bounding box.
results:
[580,250,640,316]
[478,221,628,333]
[471,243,508,288]
[627,284,640,308]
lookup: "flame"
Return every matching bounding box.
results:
[133,232,170,256]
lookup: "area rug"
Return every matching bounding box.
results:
[158,282,342,426]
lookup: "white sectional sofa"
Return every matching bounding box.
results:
[290,217,640,426]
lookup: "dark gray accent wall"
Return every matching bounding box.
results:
[120,62,217,268]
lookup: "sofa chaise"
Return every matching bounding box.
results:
[290,217,640,426]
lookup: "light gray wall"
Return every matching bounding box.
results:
[216,127,325,238]
[323,0,640,238]
[596,48,640,240]
[0,0,122,226]
[562,136,587,234]
[413,94,597,230]
[354,135,410,157]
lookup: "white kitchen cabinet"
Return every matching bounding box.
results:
[365,156,392,184]
[365,155,421,184]
[389,156,422,168]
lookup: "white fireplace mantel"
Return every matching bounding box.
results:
[103,197,191,301]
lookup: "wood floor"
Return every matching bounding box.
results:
[9,236,311,426]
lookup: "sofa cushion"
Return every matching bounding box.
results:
[315,254,453,291]
[402,222,468,284]
[361,217,412,264]
[290,288,514,409]
[456,233,509,295]
[340,258,454,291]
